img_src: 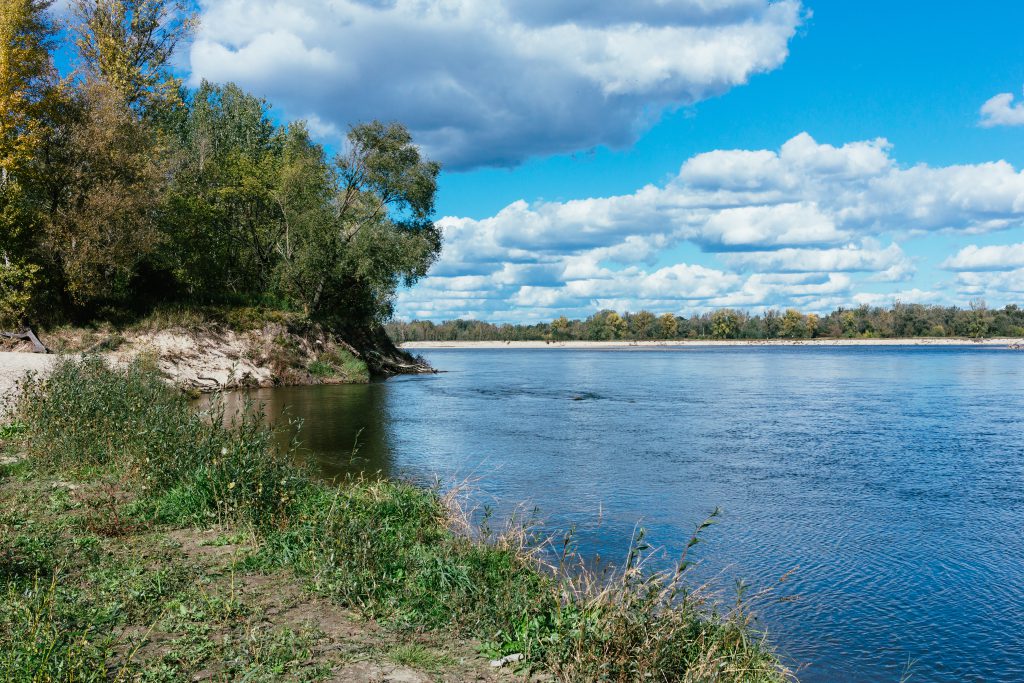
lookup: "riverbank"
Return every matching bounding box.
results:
[402,337,1024,349]
[1,357,790,682]
[1,322,375,396]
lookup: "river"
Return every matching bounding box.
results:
[226,346,1024,682]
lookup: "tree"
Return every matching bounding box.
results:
[0,0,57,323]
[711,309,741,339]
[71,0,195,113]
[762,309,781,338]
[806,313,820,338]
[277,121,442,327]
[40,0,195,309]
[46,80,168,306]
[656,313,678,339]
[550,315,570,340]
[163,82,292,299]
[587,310,627,340]
[630,310,655,338]
[839,309,856,337]
[781,308,806,338]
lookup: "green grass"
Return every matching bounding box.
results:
[4,357,791,682]
[388,643,454,671]
[308,349,370,383]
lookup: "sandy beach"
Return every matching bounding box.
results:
[0,352,55,410]
[402,338,1024,350]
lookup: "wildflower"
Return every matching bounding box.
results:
[221,447,228,456]
[228,482,236,490]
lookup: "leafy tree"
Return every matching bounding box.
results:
[710,309,741,339]
[806,313,820,338]
[781,308,806,338]
[587,310,627,340]
[71,0,194,112]
[38,0,195,310]
[163,82,290,299]
[762,309,781,338]
[0,0,57,323]
[278,121,442,328]
[550,315,571,340]
[656,313,679,339]
[46,80,169,306]
[630,310,656,338]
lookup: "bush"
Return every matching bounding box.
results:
[16,357,305,528]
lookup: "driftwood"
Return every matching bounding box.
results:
[1,327,48,354]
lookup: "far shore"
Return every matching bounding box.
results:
[402,337,1024,350]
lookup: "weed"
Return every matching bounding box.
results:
[388,643,454,671]
[8,358,790,682]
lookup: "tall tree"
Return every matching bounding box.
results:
[44,0,195,309]
[656,313,679,339]
[164,82,288,299]
[277,121,442,327]
[71,0,194,113]
[46,80,167,305]
[0,0,57,324]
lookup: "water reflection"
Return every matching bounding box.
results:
[215,382,396,480]
[205,346,1024,682]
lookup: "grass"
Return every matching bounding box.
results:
[307,348,370,383]
[388,643,455,670]
[2,357,791,681]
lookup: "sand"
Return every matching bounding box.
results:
[0,352,56,412]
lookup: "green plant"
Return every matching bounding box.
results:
[11,358,789,682]
[17,356,307,529]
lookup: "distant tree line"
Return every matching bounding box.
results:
[1,0,440,334]
[387,302,1024,342]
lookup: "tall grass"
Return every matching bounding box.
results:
[10,358,791,682]
[16,356,304,528]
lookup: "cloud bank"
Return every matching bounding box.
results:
[397,133,1024,320]
[189,0,803,168]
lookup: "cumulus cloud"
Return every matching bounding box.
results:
[395,133,1024,320]
[188,0,802,168]
[725,242,912,279]
[955,270,1024,297]
[980,88,1024,128]
[942,243,1024,271]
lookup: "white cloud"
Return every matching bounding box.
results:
[980,88,1024,128]
[726,242,912,278]
[852,289,946,307]
[189,0,802,168]
[942,243,1024,271]
[395,133,1024,320]
[956,270,1024,297]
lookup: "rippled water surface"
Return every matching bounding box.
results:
[237,347,1024,682]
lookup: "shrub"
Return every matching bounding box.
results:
[16,357,305,528]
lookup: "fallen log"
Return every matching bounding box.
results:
[1,327,48,353]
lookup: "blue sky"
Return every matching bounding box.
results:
[152,1,1024,320]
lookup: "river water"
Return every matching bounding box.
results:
[231,346,1024,682]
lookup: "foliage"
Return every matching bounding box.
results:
[9,358,790,682]
[0,0,58,323]
[16,356,305,528]
[388,302,1024,342]
[46,80,168,306]
[2,1,441,338]
[71,0,195,112]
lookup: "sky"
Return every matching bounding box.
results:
[156,1,1024,320]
